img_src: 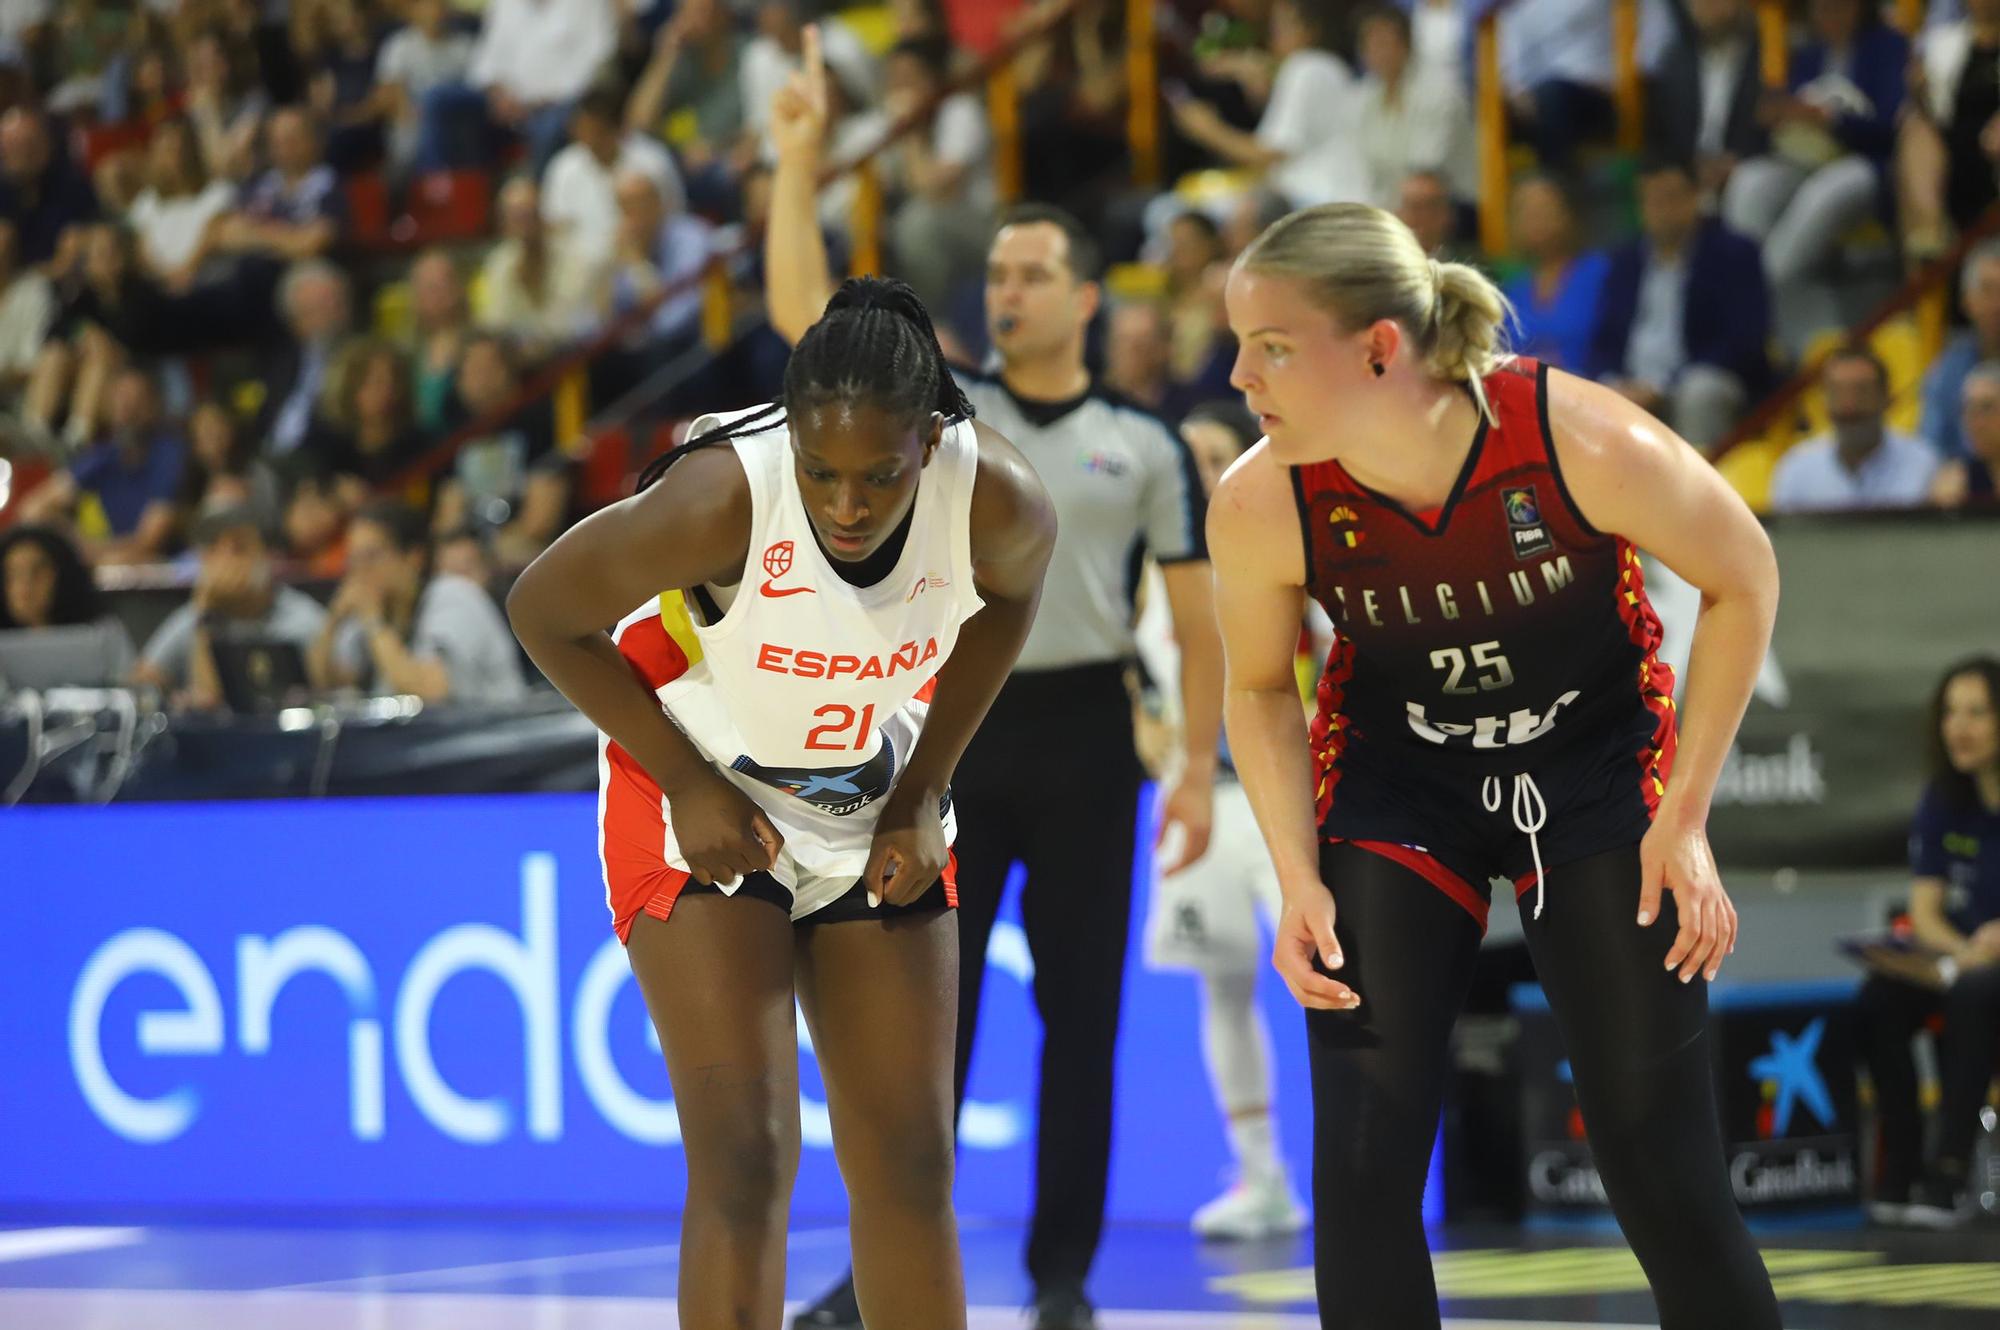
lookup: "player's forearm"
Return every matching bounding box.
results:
[509,611,714,796]
[1657,585,1777,828]
[766,140,835,346]
[1907,890,1974,958]
[1176,620,1224,783]
[1226,684,1320,887]
[895,587,1039,802]
[364,622,447,701]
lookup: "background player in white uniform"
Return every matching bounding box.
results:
[1137,402,1310,1240]
[508,277,1055,1330]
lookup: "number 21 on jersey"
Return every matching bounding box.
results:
[806,703,877,751]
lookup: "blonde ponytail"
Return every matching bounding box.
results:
[1428,260,1510,422]
[1238,204,1514,422]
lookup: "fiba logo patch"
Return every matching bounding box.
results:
[759,541,814,598]
[1502,486,1553,560]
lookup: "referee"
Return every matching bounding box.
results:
[768,32,1224,1330]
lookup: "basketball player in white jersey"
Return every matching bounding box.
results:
[1136,402,1310,1240]
[507,277,1056,1330]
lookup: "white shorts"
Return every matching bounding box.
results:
[1144,779,1282,975]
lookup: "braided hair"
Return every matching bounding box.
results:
[635,276,973,493]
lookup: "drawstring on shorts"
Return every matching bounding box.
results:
[1483,772,1549,919]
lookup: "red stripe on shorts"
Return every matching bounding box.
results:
[603,739,692,943]
[1340,838,1490,932]
[605,611,695,943]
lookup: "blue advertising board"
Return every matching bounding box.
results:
[1,793,1353,1224]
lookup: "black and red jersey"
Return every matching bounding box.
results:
[1293,358,1676,826]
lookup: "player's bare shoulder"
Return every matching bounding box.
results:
[1540,365,1706,540]
[1208,438,1302,585]
[624,436,756,588]
[966,419,1057,581]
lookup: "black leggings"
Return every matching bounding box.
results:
[1307,842,1780,1330]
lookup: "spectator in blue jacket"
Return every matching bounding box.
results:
[1920,239,2000,460]
[1590,157,1773,452]
[1501,174,1609,374]
[1722,0,1907,301]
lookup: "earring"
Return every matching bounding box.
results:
[1370,362,1385,378]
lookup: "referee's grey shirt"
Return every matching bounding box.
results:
[955,368,1207,672]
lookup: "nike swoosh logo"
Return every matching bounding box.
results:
[759,581,815,598]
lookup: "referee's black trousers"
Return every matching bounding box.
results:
[951,662,1143,1293]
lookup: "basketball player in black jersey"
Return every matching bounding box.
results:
[1210,203,1783,1328]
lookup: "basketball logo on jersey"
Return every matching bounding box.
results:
[759,540,815,598]
[1502,487,1553,560]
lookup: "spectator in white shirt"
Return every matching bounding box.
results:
[374,0,478,178]
[1168,0,1368,210]
[0,0,49,54]
[602,166,713,354]
[469,0,617,172]
[476,175,609,355]
[1769,347,1942,512]
[881,35,995,312]
[310,499,526,706]
[1501,0,1672,173]
[541,86,684,265]
[1352,3,1475,209]
[124,118,234,293]
[0,218,51,406]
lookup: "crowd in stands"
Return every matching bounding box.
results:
[0,0,1996,714]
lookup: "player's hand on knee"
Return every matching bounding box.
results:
[1640,818,1736,984]
[667,772,785,886]
[1273,880,1358,1011]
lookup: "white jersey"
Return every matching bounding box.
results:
[604,406,985,919]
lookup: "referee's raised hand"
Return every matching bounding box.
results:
[770,23,829,164]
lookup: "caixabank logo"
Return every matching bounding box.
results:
[1729,1017,1858,1206]
[1522,997,1859,1212]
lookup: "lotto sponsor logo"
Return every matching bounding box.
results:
[754,637,941,680]
[1405,689,1581,748]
